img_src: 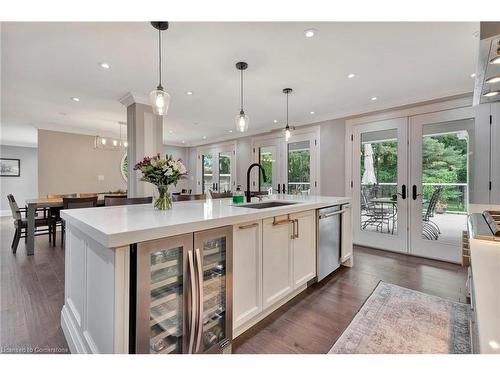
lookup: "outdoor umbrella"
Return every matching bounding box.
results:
[362,143,377,185]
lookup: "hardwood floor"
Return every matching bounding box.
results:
[0,216,467,354]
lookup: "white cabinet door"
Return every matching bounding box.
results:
[232,221,262,329]
[290,210,316,288]
[262,215,293,309]
[341,204,353,264]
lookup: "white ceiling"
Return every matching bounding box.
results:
[1,22,479,147]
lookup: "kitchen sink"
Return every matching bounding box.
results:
[236,201,298,209]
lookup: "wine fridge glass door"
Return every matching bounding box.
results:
[136,234,193,354]
[194,226,233,353]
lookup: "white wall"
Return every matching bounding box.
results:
[0,145,38,215]
[162,145,191,193]
[319,119,346,196]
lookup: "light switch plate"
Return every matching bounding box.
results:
[98,175,104,181]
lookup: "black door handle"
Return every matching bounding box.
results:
[399,184,406,200]
[277,184,281,193]
[282,184,286,194]
[412,185,421,200]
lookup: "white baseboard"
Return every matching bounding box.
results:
[61,305,89,354]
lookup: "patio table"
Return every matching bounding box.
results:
[370,197,398,234]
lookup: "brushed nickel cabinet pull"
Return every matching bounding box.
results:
[187,250,197,354]
[238,223,259,230]
[273,214,292,226]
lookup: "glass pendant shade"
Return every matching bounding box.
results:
[284,125,291,142]
[235,110,249,133]
[150,87,171,116]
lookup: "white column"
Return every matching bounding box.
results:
[120,92,164,198]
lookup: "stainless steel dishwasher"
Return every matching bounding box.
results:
[317,205,343,281]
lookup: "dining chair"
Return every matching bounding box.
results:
[7,194,56,254]
[172,194,206,202]
[104,196,153,206]
[58,196,98,247]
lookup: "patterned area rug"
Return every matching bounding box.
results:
[329,281,471,354]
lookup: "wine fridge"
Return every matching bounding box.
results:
[132,226,233,354]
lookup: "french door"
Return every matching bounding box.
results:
[409,107,474,263]
[198,144,236,194]
[352,118,409,253]
[352,107,474,263]
[252,129,319,195]
[253,137,285,193]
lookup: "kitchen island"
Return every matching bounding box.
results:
[60,194,352,354]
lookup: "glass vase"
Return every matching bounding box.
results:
[154,185,172,210]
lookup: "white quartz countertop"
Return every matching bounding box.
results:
[61,194,351,248]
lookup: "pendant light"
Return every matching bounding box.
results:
[283,88,295,142]
[235,61,249,132]
[149,22,171,116]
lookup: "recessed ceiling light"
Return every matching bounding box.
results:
[181,140,185,144]
[202,136,207,139]
[71,97,80,102]
[168,130,174,134]
[470,73,476,78]
[228,130,233,133]
[273,120,278,124]
[185,91,193,95]
[483,90,499,97]
[348,73,356,79]
[485,75,500,84]
[371,96,377,101]
[304,28,316,38]
[99,62,110,69]
[310,111,315,115]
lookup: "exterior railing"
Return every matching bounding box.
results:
[361,182,468,213]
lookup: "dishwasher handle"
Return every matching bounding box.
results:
[320,209,345,219]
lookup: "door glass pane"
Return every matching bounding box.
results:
[202,154,213,194]
[201,236,226,352]
[218,152,232,192]
[259,146,276,192]
[360,129,398,235]
[287,140,310,195]
[149,246,183,354]
[421,120,473,245]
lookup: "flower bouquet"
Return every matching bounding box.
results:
[134,153,188,210]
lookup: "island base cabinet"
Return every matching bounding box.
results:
[291,210,316,288]
[134,227,233,354]
[262,215,294,310]
[232,221,263,330]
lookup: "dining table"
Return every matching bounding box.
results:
[24,194,123,255]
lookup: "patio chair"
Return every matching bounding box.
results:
[360,189,393,233]
[422,187,442,240]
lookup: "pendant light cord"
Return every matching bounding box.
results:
[158,28,162,87]
[286,91,289,126]
[240,69,244,111]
